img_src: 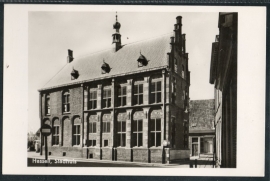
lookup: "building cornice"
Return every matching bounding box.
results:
[38,66,168,92]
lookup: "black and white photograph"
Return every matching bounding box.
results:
[3,5,266,176]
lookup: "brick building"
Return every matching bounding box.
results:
[189,100,215,157]
[210,12,237,168]
[38,14,190,163]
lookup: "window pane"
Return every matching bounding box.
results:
[108,98,111,107]
[138,120,143,132]
[118,97,121,106]
[90,92,93,99]
[118,122,121,132]
[139,84,143,93]
[151,82,155,92]
[133,120,137,132]
[89,123,92,133]
[103,90,107,98]
[150,93,155,103]
[122,121,126,132]
[93,140,96,146]
[117,134,121,147]
[156,119,161,131]
[157,82,161,91]
[67,95,69,103]
[123,87,126,95]
[123,97,126,106]
[150,119,155,131]
[150,133,155,147]
[94,100,97,109]
[133,133,137,147]
[139,95,143,104]
[118,87,121,96]
[133,95,138,105]
[77,136,80,145]
[93,91,97,99]
[77,125,80,134]
[138,133,143,147]
[157,92,161,103]
[122,134,126,147]
[134,85,138,94]
[156,132,161,146]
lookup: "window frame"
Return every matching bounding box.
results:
[117,86,127,107]
[150,80,162,104]
[89,121,97,133]
[62,91,70,113]
[102,88,112,108]
[45,94,50,115]
[133,84,143,105]
[150,118,162,147]
[52,122,59,146]
[73,123,80,146]
[89,89,97,110]
[117,120,126,147]
[102,120,110,133]
[132,119,143,147]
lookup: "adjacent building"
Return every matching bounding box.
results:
[189,99,215,157]
[210,12,238,168]
[38,14,190,163]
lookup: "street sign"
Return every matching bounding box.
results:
[41,124,52,136]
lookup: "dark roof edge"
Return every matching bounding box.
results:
[38,65,167,92]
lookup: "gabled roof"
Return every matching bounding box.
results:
[40,33,172,91]
[189,99,215,131]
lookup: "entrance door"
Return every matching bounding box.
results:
[192,144,198,156]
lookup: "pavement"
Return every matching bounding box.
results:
[27,151,214,168]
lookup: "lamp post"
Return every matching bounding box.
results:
[162,140,170,164]
[40,124,52,167]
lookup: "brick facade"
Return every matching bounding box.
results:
[39,16,190,163]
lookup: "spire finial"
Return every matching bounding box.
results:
[116,11,118,22]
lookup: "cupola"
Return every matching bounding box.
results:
[112,12,122,52]
[101,59,111,74]
[71,67,79,80]
[137,51,148,67]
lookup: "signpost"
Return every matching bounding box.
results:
[40,124,52,166]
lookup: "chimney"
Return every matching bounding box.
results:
[67,49,74,63]
[174,16,182,50]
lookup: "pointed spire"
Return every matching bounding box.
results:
[116,11,118,22]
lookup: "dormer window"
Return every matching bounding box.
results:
[71,67,79,80]
[137,52,148,67]
[101,59,111,74]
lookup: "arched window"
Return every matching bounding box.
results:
[72,117,81,146]
[45,94,50,115]
[132,111,144,147]
[52,118,60,145]
[182,65,185,78]
[117,112,127,147]
[62,90,70,113]
[150,109,162,147]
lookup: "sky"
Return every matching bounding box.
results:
[28,12,219,132]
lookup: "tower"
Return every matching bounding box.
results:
[112,12,122,52]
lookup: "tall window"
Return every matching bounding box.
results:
[132,119,143,147]
[89,121,97,133]
[117,120,126,147]
[89,90,97,109]
[174,58,178,73]
[118,86,127,106]
[72,119,80,146]
[182,65,185,78]
[45,94,50,115]
[103,88,111,108]
[52,119,59,145]
[133,84,143,105]
[172,77,176,104]
[102,120,110,133]
[150,118,161,147]
[63,91,70,113]
[150,81,161,103]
